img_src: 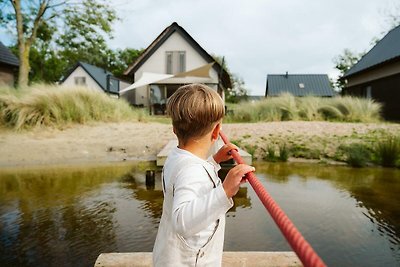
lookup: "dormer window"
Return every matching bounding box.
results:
[298,83,305,89]
[166,51,186,74]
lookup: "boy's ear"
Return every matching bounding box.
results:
[211,123,221,141]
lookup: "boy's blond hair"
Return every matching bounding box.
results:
[167,84,224,145]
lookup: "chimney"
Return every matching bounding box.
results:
[285,71,288,78]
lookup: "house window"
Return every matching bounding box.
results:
[166,51,186,74]
[178,51,186,73]
[74,77,86,86]
[364,86,372,99]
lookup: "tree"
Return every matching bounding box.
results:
[110,48,143,79]
[0,0,117,87]
[56,0,118,72]
[333,2,400,92]
[333,49,364,91]
[225,74,248,103]
[0,0,51,87]
[212,54,248,103]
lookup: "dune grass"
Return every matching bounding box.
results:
[225,93,382,123]
[0,84,147,130]
[375,134,400,167]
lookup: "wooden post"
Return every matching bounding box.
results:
[145,170,155,189]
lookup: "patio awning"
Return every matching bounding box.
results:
[120,63,214,94]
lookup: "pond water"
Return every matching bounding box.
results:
[0,162,399,267]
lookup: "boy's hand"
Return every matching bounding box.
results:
[223,164,255,198]
[213,143,238,164]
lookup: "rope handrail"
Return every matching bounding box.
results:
[220,131,327,267]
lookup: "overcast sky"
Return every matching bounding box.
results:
[109,0,398,95]
[1,0,397,95]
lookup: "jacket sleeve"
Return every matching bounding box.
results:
[172,164,233,237]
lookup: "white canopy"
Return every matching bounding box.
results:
[120,63,215,95]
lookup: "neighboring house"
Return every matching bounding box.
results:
[342,25,400,120]
[265,73,336,97]
[61,61,130,98]
[122,22,231,113]
[0,41,19,87]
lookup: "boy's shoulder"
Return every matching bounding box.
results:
[164,148,216,184]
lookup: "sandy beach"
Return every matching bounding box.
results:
[0,121,399,168]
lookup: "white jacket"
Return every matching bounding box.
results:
[153,147,233,267]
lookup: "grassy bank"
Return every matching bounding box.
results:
[231,129,400,168]
[225,93,382,123]
[0,84,148,130]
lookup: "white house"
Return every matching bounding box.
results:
[61,61,131,98]
[122,22,231,114]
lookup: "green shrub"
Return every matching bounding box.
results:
[0,84,145,130]
[375,135,400,167]
[339,143,371,167]
[289,144,321,159]
[244,144,257,157]
[263,146,278,162]
[278,143,289,161]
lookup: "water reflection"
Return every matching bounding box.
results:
[0,163,152,267]
[249,162,400,266]
[254,162,400,246]
[0,162,399,267]
[120,170,164,221]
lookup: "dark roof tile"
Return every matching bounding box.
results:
[0,42,19,67]
[61,62,119,94]
[344,25,400,77]
[266,74,336,97]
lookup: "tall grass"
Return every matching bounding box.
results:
[226,93,382,123]
[0,84,146,130]
[339,143,372,167]
[375,134,400,167]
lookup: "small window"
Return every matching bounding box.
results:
[165,51,186,74]
[166,52,173,74]
[178,51,186,73]
[75,77,86,86]
[298,83,305,89]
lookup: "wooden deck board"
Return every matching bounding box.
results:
[94,251,302,267]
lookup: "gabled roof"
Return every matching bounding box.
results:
[61,62,119,94]
[124,22,231,89]
[0,42,19,67]
[344,25,400,78]
[266,74,336,97]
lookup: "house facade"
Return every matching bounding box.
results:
[122,22,231,113]
[61,62,130,98]
[265,73,336,97]
[342,25,400,120]
[0,42,19,87]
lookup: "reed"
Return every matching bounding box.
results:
[0,84,145,130]
[339,143,371,167]
[226,93,382,123]
[374,134,400,167]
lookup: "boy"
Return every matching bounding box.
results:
[153,84,255,266]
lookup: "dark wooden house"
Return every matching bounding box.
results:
[0,42,19,86]
[342,25,400,120]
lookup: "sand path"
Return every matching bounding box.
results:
[0,121,398,167]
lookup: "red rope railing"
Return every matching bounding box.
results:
[220,131,327,267]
